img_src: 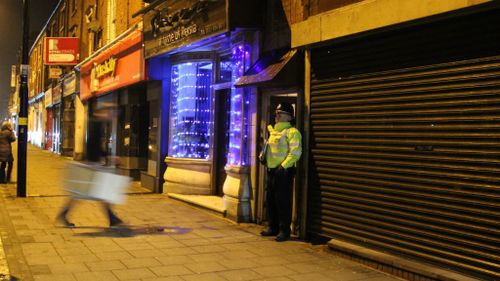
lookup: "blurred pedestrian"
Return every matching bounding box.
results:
[58,197,124,228]
[58,107,125,228]
[260,102,302,242]
[0,121,16,184]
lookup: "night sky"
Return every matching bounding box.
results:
[0,0,59,120]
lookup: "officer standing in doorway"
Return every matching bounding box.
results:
[260,102,302,242]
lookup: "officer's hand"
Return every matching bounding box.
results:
[276,165,285,173]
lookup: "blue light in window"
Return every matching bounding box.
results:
[228,44,251,166]
[168,62,213,159]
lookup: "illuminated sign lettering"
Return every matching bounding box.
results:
[95,57,117,78]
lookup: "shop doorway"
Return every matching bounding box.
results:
[257,93,298,227]
[45,109,53,150]
[213,89,231,196]
[52,105,61,154]
[86,98,117,164]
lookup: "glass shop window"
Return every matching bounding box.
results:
[219,55,232,83]
[227,44,251,166]
[168,61,213,159]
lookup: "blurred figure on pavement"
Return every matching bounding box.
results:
[58,106,126,228]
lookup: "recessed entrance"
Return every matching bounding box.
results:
[213,89,230,196]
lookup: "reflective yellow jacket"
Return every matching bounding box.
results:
[265,122,302,169]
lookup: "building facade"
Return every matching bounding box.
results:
[28,34,46,148]
[28,0,80,153]
[26,2,500,279]
[28,0,147,161]
[139,0,263,219]
[289,0,500,280]
[76,0,147,179]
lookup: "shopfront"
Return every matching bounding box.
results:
[52,83,62,154]
[79,26,148,179]
[305,5,500,280]
[61,72,78,157]
[142,0,261,220]
[28,93,45,148]
[44,87,53,151]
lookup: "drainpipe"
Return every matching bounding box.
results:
[300,49,311,239]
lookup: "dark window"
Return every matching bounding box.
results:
[59,6,66,36]
[71,0,77,13]
[69,25,78,37]
[93,29,102,51]
[51,22,57,36]
[95,0,99,20]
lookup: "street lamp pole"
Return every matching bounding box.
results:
[17,0,30,197]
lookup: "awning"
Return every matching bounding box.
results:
[79,27,145,101]
[234,49,302,88]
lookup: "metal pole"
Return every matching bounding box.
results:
[17,0,30,197]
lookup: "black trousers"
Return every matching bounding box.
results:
[0,161,13,183]
[265,167,295,234]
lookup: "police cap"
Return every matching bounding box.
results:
[275,102,294,117]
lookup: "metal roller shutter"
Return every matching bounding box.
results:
[308,9,500,280]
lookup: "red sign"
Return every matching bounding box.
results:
[80,30,144,101]
[44,37,79,65]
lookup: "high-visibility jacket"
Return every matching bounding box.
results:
[265,122,302,169]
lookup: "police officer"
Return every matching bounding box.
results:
[260,102,302,242]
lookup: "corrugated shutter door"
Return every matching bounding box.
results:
[308,55,500,279]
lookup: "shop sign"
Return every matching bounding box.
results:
[48,67,62,79]
[95,57,117,78]
[45,88,53,108]
[53,84,62,105]
[143,0,228,58]
[63,72,77,97]
[44,37,79,65]
[80,29,144,101]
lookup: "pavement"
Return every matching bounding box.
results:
[0,145,400,281]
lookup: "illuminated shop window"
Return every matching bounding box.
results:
[168,62,213,159]
[228,44,251,166]
[219,56,232,83]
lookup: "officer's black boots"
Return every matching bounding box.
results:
[260,229,279,236]
[275,231,290,242]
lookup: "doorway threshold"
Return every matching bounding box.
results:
[167,193,226,215]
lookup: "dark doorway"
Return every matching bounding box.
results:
[259,94,298,229]
[213,89,231,196]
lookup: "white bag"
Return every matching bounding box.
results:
[64,162,131,204]
[63,163,95,199]
[89,171,131,204]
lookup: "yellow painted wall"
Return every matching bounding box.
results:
[291,0,491,47]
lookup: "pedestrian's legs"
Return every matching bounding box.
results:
[0,162,6,183]
[103,202,123,227]
[58,198,76,227]
[6,160,13,183]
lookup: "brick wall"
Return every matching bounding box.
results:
[115,0,144,35]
